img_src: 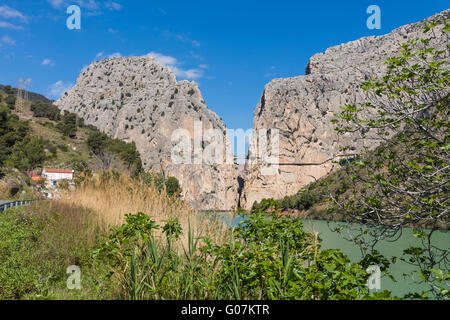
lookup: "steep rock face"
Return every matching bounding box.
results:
[241,10,449,209]
[55,56,238,211]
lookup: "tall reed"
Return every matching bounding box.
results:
[60,171,228,247]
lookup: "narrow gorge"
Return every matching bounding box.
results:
[56,9,449,211]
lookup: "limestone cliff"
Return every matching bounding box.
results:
[241,9,449,209]
[55,56,238,211]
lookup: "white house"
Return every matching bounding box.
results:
[42,169,74,187]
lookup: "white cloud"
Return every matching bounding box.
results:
[108,28,118,34]
[146,52,178,66]
[47,0,102,16]
[48,81,73,99]
[0,35,15,45]
[0,6,27,22]
[163,30,200,47]
[41,58,55,66]
[80,51,205,82]
[169,66,203,80]
[105,2,123,11]
[47,0,65,8]
[81,0,101,10]
[48,0,120,13]
[145,52,204,80]
[107,52,122,59]
[0,21,23,30]
[189,51,203,60]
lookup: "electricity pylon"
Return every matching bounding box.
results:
[15,78,23,111]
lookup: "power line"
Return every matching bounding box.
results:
[15,78,23,111]
[24,78,31,101]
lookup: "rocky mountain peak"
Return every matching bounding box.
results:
[56,55,238,211]
[240,9,449,209]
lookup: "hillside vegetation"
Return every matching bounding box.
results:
[0,17,447,301]
[0,173,392,300]
[0,88,142,199]
[252,134,450,230]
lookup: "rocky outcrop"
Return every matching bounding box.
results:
[54,10,448,211]
[55,56,238,211]
[240,9,449,209]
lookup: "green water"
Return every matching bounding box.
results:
[301,219,449,297]
[207,212,449,298]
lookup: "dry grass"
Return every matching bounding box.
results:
[26,200,103,267]
[0,173,32,199]
[59,172,228,246]
[0,179,10,198]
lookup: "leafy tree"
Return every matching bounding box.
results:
[332,19,449,299]
[294,189,317,210]
[2,85,14,95]
[116,141,142,172]
[281,195,295,210]
[138,171,181,196]
[5,95,15,110]
[6,135,47,171]
[87,131,108,154]
[0,104,29,166]
[164,176,181,197]
[87,130,143,175]
[30,102,61,121]
[57,111,77,138]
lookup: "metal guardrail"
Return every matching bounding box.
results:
[0,200,40,212]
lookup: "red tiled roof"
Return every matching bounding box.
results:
[25,171,40,178]
[43,169,73,174]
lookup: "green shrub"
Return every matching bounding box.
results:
[281,196,295,210]
[0,104,29,166]
[5,95,16,109]
[137,172,181,197]
[30,102,61,121]
[0,202,109,300]
[165,177,181,197]
[56,111,77,138]
[92,211,391,300]
[251,198,281,213]
[295,190,317,210]
[251,185,321,213]
[6,135,47,171]
[87,131,108,154]
[57,144,69,152]
[86,131,143,174]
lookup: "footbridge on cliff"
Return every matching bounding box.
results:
[232,154,356,166]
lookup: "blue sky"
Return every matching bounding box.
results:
[0,0,448,130]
